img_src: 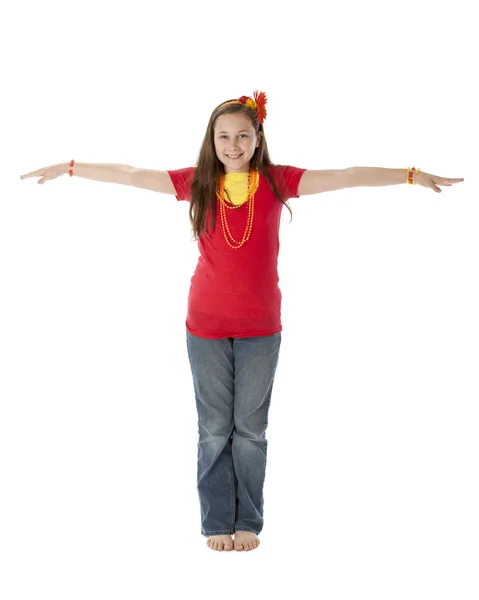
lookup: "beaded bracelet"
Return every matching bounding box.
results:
[69,159,74,177]
[406,166,420,184]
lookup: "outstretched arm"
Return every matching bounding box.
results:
[20,162,177,195]
[297,167,464,195]
[350,167,464,193]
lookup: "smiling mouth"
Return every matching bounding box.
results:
[226,154,243,159]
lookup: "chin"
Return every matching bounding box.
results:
[226,157,249,166]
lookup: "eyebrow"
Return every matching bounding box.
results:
[216,130,250,134]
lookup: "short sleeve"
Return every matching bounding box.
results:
[166,167,196,202]
[267,165,307,199]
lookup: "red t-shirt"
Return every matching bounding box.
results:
[167,164,306,339]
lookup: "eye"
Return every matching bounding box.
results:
[219,134,248,139]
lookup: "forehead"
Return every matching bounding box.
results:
[214,112,253,132]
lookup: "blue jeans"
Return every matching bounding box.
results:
[186,329,282,537]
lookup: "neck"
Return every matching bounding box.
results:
[225,167,251,175]
[224,161,252,175]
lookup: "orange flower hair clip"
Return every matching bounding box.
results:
[220,90,268,125]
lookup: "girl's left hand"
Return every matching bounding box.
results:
[417,171,464,193]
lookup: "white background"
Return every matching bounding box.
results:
[2,0,477,598]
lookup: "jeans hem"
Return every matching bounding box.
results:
[234,526,260,535]
[202,529,235,536]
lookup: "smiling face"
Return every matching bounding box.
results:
[213,112,261,174]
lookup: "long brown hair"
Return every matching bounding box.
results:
[189,99,293,241]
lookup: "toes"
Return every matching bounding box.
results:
[207,537,234,551]
[207,539,221,550]
[233,533,260,551]
[239,537,260,551]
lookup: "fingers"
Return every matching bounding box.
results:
[437,178,464,186]
[20,170,43,179]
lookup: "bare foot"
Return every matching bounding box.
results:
[234,531,260,551]
[207,534,234,551]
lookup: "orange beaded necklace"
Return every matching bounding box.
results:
[216,168,259,249]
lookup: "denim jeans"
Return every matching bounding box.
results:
[186,329,282,537]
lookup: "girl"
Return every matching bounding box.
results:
[20,91,464,553]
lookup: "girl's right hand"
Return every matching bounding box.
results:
[20,163,67,184]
